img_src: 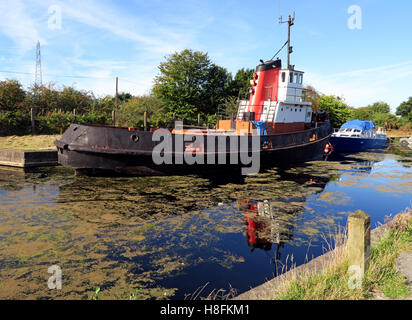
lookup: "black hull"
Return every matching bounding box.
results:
[55,122,333,175]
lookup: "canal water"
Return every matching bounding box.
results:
[0,148,411,299]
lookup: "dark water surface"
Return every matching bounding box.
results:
[0,149,411,299]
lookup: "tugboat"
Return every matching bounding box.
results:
[329,120,387,153]
[55,15,333,175]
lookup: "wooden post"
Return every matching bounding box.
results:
[198,113,201,126]
[115,77,118,110]
[348,210,371,277]
[30,108,35,134]
[73,108,77,123]
[112,110,116,126]
[144,111,147,131]
[112,77,118,127]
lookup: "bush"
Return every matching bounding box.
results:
[0,110,110,136]
[36,111,110,134]
[0,111,31,135]
[117,95,166,129]
[396,97,412,118]
[0,80,26,112]
[35,112,75,134]
[371,112,400,129]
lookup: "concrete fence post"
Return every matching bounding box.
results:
[347,210,371,283]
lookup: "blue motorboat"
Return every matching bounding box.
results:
[329,120,387,153]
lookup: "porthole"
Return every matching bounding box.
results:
[131,134,139,142]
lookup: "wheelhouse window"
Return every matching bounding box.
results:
[289,72,293,83]
[281,72,286,82]
[299,74,303,84]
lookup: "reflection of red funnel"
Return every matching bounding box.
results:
[244,215,257,245]
[243,202,272,251]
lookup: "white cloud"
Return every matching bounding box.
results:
[0,0,44,54]
[32,0,202,54]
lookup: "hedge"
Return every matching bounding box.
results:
[0,111,111,136]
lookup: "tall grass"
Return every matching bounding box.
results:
[273,209,412,300]
[184,282,238,300]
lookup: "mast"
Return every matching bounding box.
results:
[279,13,295,69]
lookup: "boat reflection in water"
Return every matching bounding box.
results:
[236,156,382,278]
[239,199,297,277]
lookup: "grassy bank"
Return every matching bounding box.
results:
[273,209,412,300]
[0,135,61,150]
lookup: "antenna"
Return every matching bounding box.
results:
[35,41,42,86]
[279,11,295,69]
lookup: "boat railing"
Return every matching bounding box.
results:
[180,124,209,130]
[376,127,387,134]
[217,102,241,121]
[234,103,265,120]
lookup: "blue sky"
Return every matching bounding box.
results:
[0,0,411,112]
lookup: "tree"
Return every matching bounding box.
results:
[118,92,132,103]
[396,97,412,119]
[350,101,391,122]
[350,106,371,120]
[227,68,254,100]
[0,80,26,111]
[303,85,320,112]
[371,112,400,129]
[25,83,60,112]
[24,83,94,113]
[318,94,353,128]
[93,95,115,113]
[369,101,390,114]
[152,49,232,120]
[57,86,94,112]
